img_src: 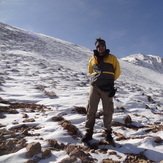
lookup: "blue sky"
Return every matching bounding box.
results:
[0,0,163,58]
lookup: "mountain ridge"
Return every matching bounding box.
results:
[121,53,163,74]
[0,22,92,70]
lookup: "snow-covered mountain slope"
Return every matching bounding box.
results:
[0,22,92,71]
[121,53,163,74]
[119,59,163,88]
[0,22,163,163]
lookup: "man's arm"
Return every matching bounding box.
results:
[88,59,93,74]
[114,58,121,80]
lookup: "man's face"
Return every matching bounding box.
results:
[97,44,106,55]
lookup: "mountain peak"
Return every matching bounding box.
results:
[121,53,163,73]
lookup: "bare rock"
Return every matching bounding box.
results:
[0,123,6,127]
[26,142,41,157]
[6,139,15,151]
[0,113,6,118]
[52,116,64,121]
[59,120,79,137]
[8,109,19,114]
[42,148,52,159]
[26,160,35,163]
[66,145,95,163]
[26,157,41,163]
[101,159,120,163]
[22,129,32,136]
[47,139,65,150]
[66,145,76,154]
[22,113,28,118]
[23,118,35,123]
[124,115,132,124]
[59,156,77,163]
[72,106,87,114]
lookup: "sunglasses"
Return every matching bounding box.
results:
[97,44,105,48]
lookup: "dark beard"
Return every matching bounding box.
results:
[93,49,110,58]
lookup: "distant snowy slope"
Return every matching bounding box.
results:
[121,53,163,74]
[119,59,163,88]
[0,22,92,71]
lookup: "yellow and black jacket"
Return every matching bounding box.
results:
[88,51,120,88]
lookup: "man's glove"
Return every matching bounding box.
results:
[108,87,117,97]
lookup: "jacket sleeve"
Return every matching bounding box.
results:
[113,57,121,80]
[88,59,93,74]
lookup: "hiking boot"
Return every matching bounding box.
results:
[81,133,92,142]
[105,130,116,147]
[105,133,114,142]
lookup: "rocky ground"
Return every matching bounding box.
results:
[0,97,162,163]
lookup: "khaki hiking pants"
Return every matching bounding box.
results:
[85,85,114,133]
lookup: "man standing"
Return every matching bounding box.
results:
[82,38,120,144]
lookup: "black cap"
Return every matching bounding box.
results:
[95,38,106,48]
